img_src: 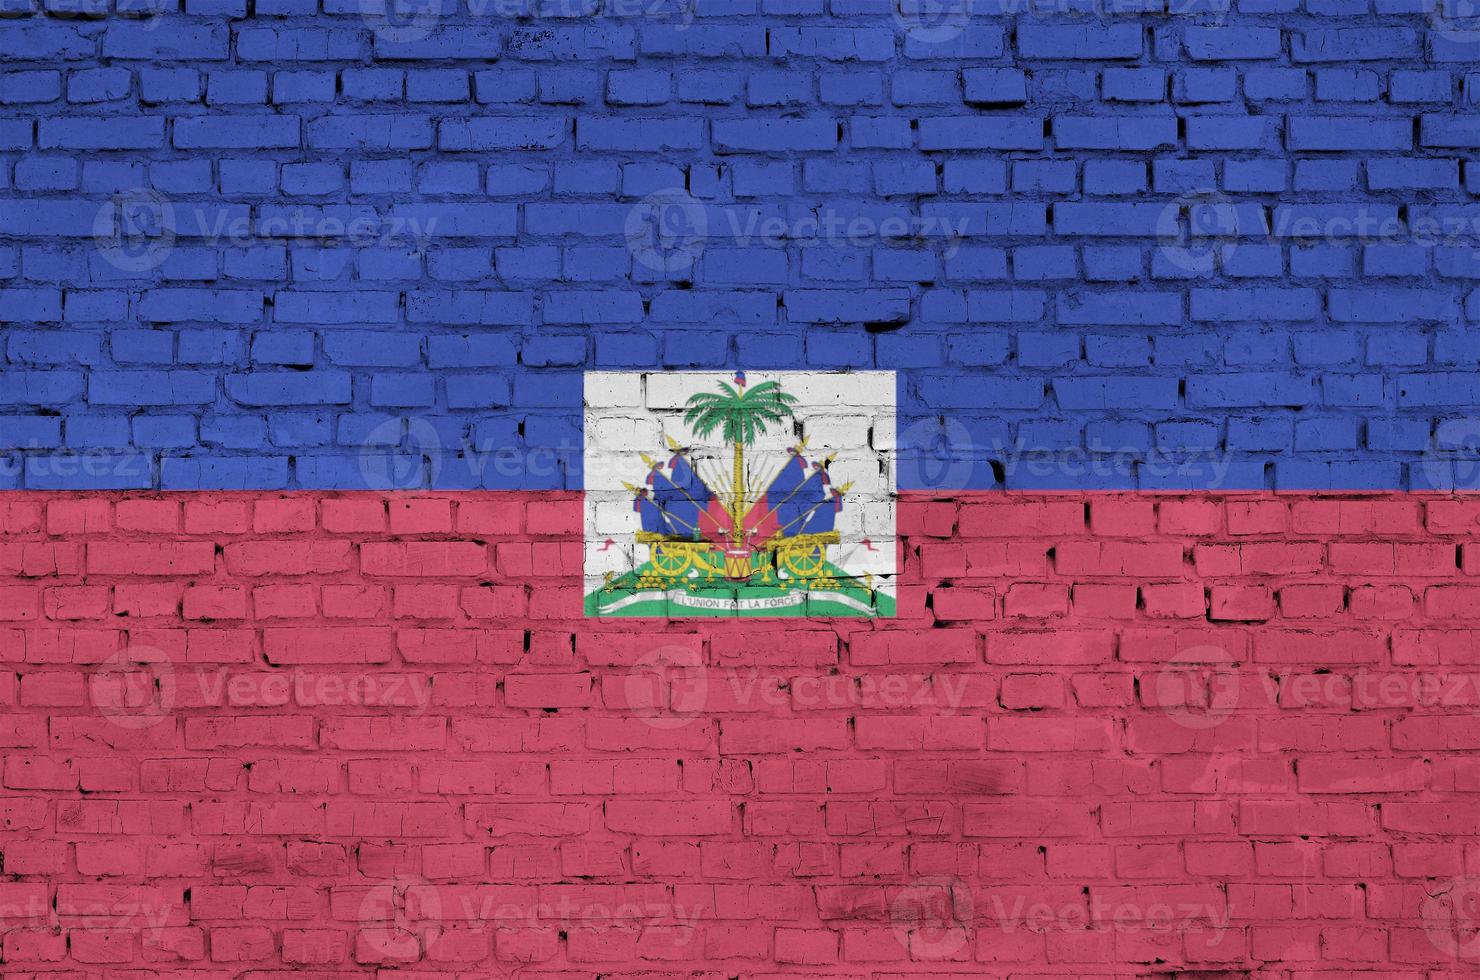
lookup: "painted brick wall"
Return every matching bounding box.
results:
[9,5,1480,977]
[5,10,1480,489]
[2,490,1480,972]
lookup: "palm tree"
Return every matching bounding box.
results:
[684,378,798,550]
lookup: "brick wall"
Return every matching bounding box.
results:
[9,3,1480,975]
[6,11,1480,489]
[3,490,1479,972]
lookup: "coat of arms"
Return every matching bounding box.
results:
[584,371,897,617]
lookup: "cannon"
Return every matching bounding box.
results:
[636,530,841,583]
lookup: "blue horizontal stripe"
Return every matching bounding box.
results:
[5,10,1480,492]
[5,356,1480,491]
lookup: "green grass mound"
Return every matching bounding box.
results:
[586,557,894,618]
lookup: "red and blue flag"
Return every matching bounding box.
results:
[3,5,1480,976]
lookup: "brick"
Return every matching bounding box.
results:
[1018,23,1142,60]
[918,116,1041,150]
[1287,115,1412,151]
[0,0,1472,966]
[173,116,299,149]
[39,118,165,150]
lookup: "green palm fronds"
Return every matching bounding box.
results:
[684,380,798,446]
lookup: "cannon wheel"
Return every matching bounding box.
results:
[782,543,826,578]
[651,541,692,577]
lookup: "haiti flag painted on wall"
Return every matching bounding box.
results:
[9,2,1480,973]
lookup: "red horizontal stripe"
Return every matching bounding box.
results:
[0,490,1476,974]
